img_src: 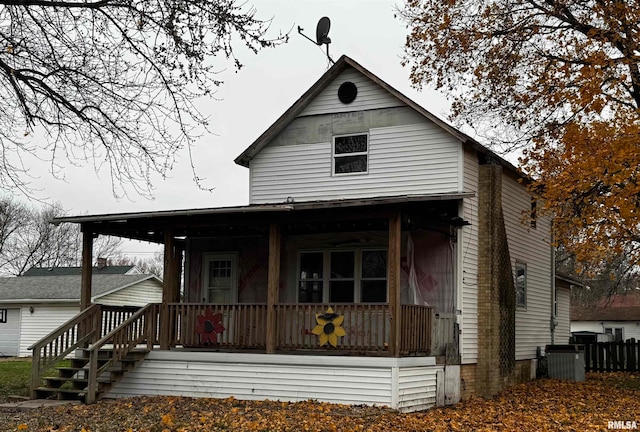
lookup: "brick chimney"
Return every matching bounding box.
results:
[96,257,108,269]
[476,163,516,397]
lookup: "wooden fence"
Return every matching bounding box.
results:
[584,339,640,372]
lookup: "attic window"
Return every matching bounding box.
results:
[333,134,368,174]
[0,309,6,323]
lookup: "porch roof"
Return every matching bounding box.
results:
[52,193,473,243]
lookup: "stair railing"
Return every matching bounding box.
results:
[29,304,102,399]
[86,303,159,403]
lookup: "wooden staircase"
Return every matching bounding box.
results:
[32,348,148,402]
[30,303,159,404]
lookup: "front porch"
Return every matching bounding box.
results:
[32,195,466,408]
[29,300,449,407]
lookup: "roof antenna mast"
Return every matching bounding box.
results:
[297,17,334,65]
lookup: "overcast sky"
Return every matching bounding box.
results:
[21,0,457,255]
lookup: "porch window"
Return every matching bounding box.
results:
[330,251,355,302]
[361,250,387,302]
[299,252,324,303]
[515,261,527,308]
[333,134,368,174]
[298,249,387,303]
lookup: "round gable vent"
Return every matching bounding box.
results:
[338,81,357,104]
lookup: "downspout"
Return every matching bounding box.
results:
[550,228,556,345]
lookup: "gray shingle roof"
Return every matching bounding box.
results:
[0,274,156,301]
[22,266,137,276]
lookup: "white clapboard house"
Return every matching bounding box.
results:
[29,56,563,412]
[0,267,162,357]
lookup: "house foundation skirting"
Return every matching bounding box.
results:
[106,351,444,412]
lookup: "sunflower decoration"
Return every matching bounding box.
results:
[195,307,225,345]
[312,307,346,347]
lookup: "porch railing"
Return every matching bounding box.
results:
[164,302,434,355]
[400,304,433,354]
[86,303,159,403]
[29,303,143,399]
[275,303,391,352]
[167,303,268,349]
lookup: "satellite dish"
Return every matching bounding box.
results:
[297,17,335,65]
[316,17,331,45]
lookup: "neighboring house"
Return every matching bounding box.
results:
[571,291,640,342]
[44,55,560,411]
[0,271,162,357]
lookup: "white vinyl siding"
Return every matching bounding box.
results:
[0,307,20,357]
[501,175,553,360]
[555,286,571,344]
[250,123,461,204]
[18,304,78,357]
[108,351,439,412]
[460,148,479,364]
[397,366,442,412]
[299,68,403,117]
[96,279,162,306]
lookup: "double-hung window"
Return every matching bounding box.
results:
[333,134,368,174]
[298,249,387,303]
[604,327,624,342]
[515,261,527,308]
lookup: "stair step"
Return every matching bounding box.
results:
[34,387,94,401]
[44,377,111,385]
[33,347,148,404]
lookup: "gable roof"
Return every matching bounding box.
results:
[571,291,640,321]
[234,55,518,175]
[23,265,137,277]
[0,274,161,303]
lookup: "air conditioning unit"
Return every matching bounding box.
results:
[545,345,585,381]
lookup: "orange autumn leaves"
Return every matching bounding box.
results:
[2,373,640,431]
[400,1,640,270]
[525,118,640,267]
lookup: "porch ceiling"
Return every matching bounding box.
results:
[53,193,474,243]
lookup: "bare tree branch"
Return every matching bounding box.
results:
[0,0,288,198]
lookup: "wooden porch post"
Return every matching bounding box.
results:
[80,225,94,311]
[173,245,184,303]
[266,223,281,354]
[160,229,177,350]
[388,211,402,357]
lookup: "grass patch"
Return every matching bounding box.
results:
[0,359,32,399]
[0,358,71,400]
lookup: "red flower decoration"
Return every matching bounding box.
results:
[195,307,225,345]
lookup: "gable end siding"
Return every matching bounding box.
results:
[299,68,403,117]
[250,123,461,204]
[96,280,162,306]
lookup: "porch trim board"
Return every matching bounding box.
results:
[106,351,442,413]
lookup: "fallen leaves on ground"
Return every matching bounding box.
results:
[1,373,638,431]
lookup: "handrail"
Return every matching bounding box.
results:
[86,303,159,403]
[30,304,101,399]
